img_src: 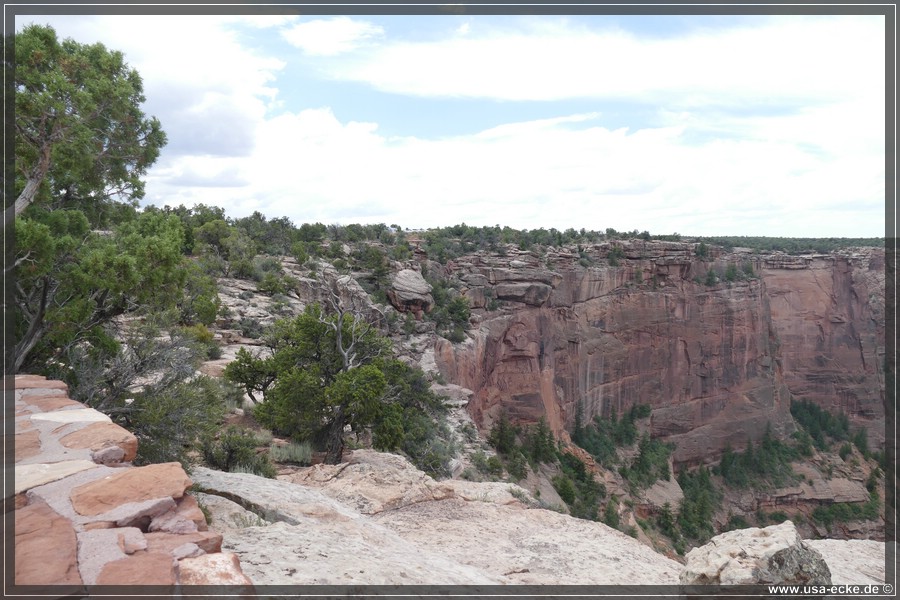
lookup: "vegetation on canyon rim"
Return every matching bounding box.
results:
[12,24,885,551]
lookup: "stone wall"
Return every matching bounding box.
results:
[10,374,253,593]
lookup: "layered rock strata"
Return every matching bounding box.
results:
[10,374,253,592]
[433,244,885,465]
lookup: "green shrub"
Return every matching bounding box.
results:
[725,263,738,282]
[269,441,313,465]
[726,514,750,530]
[624,434,673,491]
[202,426,276,478]
[488,413,519,455]
[193,294,221,326]
[603,499,620,528]
[485,456,505,477]
[257,272,289,296]
[239,317,265,339]
[446,326,466,343]
[851,427,869,456]
[655,502,678,539]
[231,258,257,280]
[812,491,880,530]
[715,425,798,488]
[839,442,853,460]
[790,399,850,449]
[524,418,557,464]
[865,469,881,492]
[506,451,528,481]
[131,376,227,467]
[177,324,221,360]
[677,466,720,541]
[553,475,576,505]
[231,461,277,479]
[254,256,283,275]
[608,246,624,266]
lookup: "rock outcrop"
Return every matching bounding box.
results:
[433,244,885,466]
[680,521,831,586]
[803,539,889,586]
[11,374,252,592]
[192,449,686,585]
[387,268,434,319]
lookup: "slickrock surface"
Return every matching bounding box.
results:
[804,539,889,586]
[192,450,686,585]
[10,374,253,592]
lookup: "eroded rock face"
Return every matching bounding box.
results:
[761,251,886,448]
[680,521,831,586]
[434,245,885,466]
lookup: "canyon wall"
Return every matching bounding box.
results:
[433,242,885,466]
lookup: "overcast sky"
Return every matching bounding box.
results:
[17,11,887,237]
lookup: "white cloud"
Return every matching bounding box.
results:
[332,16,882,106]
[281,17,384,56]
[23,15,287,159]
[17,14,885,237]
[145,104,882,237]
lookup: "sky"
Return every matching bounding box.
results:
[15,9,888,237]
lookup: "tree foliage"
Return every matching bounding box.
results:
[14,208,186,371]
[226,303,455,473]
[12,25,178,373]
[790,398,851,450]
[13,24,165,218]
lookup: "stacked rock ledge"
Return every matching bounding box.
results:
[10,374,253,592]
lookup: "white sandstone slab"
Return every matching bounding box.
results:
[31,408,112,424]
[15,460,100,493]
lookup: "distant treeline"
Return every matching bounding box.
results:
[139,205,883,261]
[694,236,883,255]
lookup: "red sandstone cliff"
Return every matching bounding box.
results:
[433,242,885,467]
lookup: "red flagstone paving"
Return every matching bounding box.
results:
[11,374,254,592]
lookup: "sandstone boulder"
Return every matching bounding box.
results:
[387,269,433,319]
[680,521,831,586]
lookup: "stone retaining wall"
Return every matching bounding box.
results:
[10,374,253,594]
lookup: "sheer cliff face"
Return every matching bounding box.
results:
[433,243,885,466]
[761,253,885,445]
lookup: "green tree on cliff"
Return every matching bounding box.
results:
[226,284,455,471]
[12,24,173,372]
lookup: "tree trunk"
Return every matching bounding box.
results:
[14,277,51,372]
[323,405,346,465]
[15,141,54,216]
